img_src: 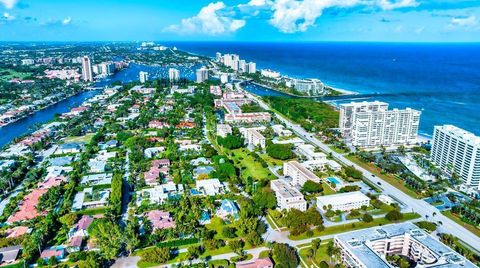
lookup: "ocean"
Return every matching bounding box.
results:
[168,42,480,137]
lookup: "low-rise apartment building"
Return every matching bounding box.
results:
[270,179,307,211]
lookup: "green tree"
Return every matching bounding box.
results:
[385,210,403,222]
[229,239,244,254]
[266,143,295,160]
[362,213,373,223]
[139,247,171,264]
[302,180,323,193]
[272,243,299,268]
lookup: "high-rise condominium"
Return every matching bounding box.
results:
[139,71,149,83]
[195,67,209,83]
[431,125,480,189]
[339,101,421,148]
[168,68,180,81]
[81,56,93,82]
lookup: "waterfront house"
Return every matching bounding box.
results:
[236,258,274,268]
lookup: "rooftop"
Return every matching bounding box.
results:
[335,222,477,268]
[271,179,303,199]
[316,191,369,205]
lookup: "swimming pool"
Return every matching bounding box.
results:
[327,177,340,184]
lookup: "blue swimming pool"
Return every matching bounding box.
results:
[327,177,340,184]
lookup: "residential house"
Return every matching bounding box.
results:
[217,199,239,220]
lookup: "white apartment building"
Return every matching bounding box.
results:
[196,67,209,83]
[246,62,256,74]
[352,108,421,148]
[316,191,370,212]
[296,144,327,161]
[81,56,93,82]
[244,128,266,149]
[291,78,325,95]
[168,68,180,81]
[334,222,476,268]
[283,161,320,186]
[139,71,149,83]
[339,101,389,137]
[340,101,420,148]
[431,125,480,189]
[271,179,307,211]
[238,60,246,72]
[260,69,280,79]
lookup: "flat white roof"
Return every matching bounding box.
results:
[316,191,369,205]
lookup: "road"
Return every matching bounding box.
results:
[245,89,480,250]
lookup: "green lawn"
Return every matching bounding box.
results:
[0,68,31,81]
[299,239,333,268]
[442,211,480,238]
[63,133,95,144]
[258,153,285,167]
[346,155,421,199]
[289,212,421,240]
[230,149,275,181]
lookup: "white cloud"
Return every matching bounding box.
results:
[449,15,477,27]
[0,0,18,9]
[62,17,72,25]
[164,2,246,35]
[269,0,360,33]
[376,0,418,11]
[415,26,425,34]
[2,12,15,21]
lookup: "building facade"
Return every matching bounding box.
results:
[431,125,480,189]
[139,71,149,83]
[168,68,180,81]
[316,191,370,212]
[196,67,209,83]
[270,179,307,212]
[81,56,93,82]
[283,161,320,186]
[334,222,477,268]
[340,101,420,148]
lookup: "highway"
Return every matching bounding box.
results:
[245,89,480,250]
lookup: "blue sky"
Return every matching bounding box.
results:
[0,0,479,42]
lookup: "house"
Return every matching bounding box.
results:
[144,147,165,158]
[95,150,117,161]
[176,121,196,129]
[0,245,22,265]
[68,236,83,252]
[144,159,170,186]
[57,142,83,154]
[236,258,274,268]
[4,226,30,239]
[145,210,176,231]
[0,160,15,171]
[217,199,239,220]
[48,156,73,166]
[7,189,47,224]
[68,215,93,239]
[40,247,65,261]
[81,173,112,186]
[136,182,184,206]
[98,140,118,150]
[195,179,226,196]
[193,166,215,178]
[72,188,110,211]
[88,160,107,173]
[148,120,170,129]
[190,157,211,166]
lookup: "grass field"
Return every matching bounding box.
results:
[289,212,421,240]
[346,155,421,199]
[442,211,480,238]
[63,133,95,144]
[230,149,275,181]
[0,68,31,81]
[298,239,333,268]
